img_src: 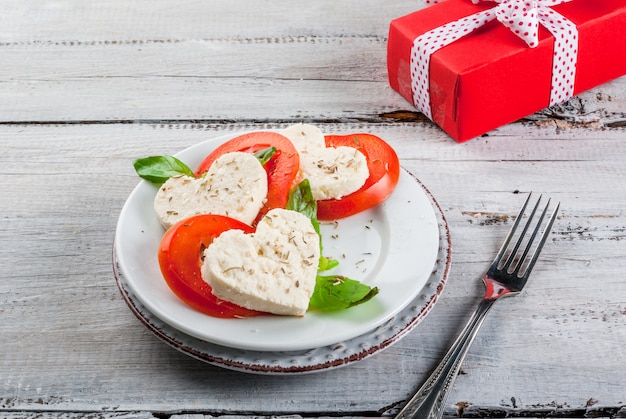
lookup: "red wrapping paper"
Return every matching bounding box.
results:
[387,0,626,142]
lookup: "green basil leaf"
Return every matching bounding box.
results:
[287,179,318,224]
[287,179,321,237]
[287,181,331,272]
[318,256,339,272]
[288,179,380,311]
[254,146,277,166]
[309,275,379,311]
[133,155,195,186]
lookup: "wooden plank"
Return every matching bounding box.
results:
[0,40,625,123]
[2,0,626,416]
[0,414,156,419]
[1,122,625,416]
[1,3,625,125]
[0,1,421,41]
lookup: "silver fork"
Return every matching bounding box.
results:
[395,193,560,419]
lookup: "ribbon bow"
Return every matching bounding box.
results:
[490,0,575,48]
[421,0,577,48]
[413,0,579,120]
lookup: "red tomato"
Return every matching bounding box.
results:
[195,131,300,224]
[316,133,400,220]
[158,214,265,318]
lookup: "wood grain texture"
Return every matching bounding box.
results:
[2,123,625,418]
[1,1,625,418]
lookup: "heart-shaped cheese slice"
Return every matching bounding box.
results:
[281,123,369,200]
[154,152,267,229]
[201,208,320,316]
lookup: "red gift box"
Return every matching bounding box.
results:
[387,0,626,142]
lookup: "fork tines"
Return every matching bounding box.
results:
[495,193,560,280]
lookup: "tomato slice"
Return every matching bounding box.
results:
[158,214,265,318]
[195,131,300,224]
[316,133,400,220]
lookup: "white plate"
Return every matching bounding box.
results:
[113,190,450,374]
[114,131,440,351]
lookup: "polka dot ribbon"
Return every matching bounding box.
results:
[412,0,578,120]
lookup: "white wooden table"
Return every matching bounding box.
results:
[1,1,625,418]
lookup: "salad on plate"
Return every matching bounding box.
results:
[132,124,401,319]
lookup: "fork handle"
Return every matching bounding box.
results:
[395,297,497,419]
